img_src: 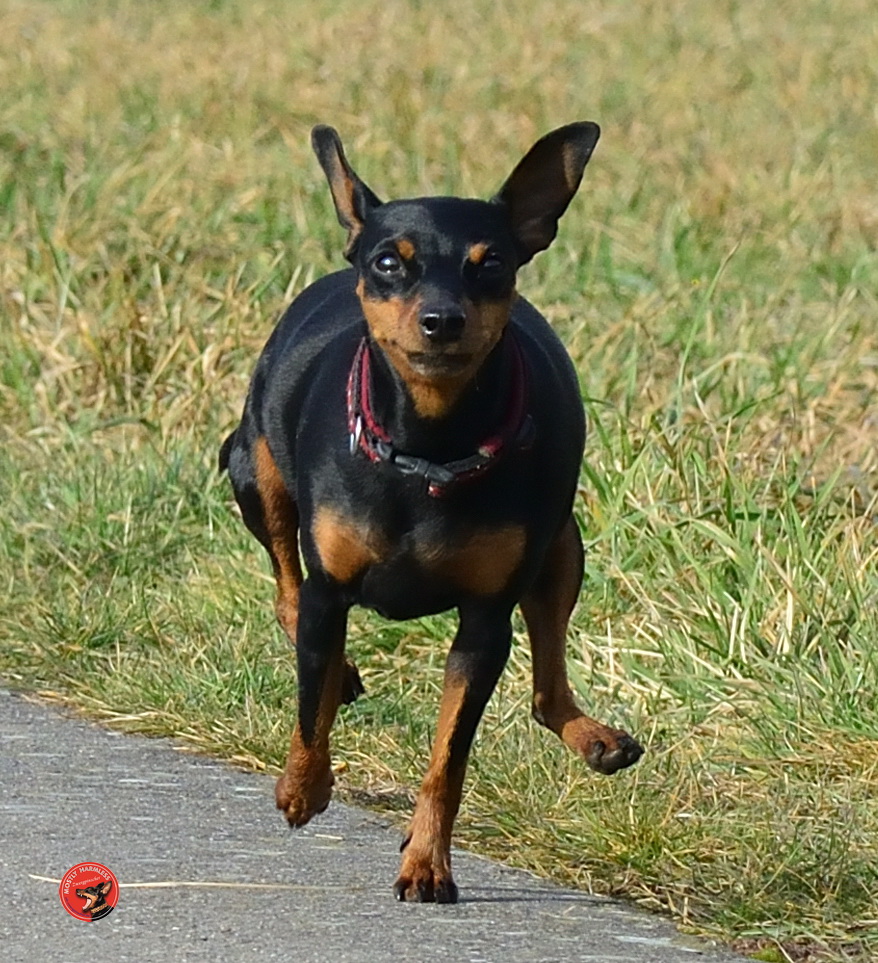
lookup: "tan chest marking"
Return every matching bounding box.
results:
[312,507,387,584]
[420,525,526,597]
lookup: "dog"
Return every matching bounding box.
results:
[220,122,643,903]
[75,881,114,919]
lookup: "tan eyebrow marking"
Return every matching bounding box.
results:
[467,242,490,265]
[395,238,416,261]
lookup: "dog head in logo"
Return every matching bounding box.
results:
[75,880,114,919]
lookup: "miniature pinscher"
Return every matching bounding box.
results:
[220,122,643,903]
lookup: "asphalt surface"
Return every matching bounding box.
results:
[1,687,750,963]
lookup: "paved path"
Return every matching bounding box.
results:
[1,687,749,963]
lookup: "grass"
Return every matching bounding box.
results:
[2,0,877,958]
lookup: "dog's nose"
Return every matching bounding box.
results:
[419,310,465,344]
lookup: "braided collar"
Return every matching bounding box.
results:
[345,334,534,497]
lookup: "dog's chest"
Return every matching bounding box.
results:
[310,506,526,614]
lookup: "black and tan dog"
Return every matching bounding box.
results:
[75,881,114,919]
[220,122,643,903]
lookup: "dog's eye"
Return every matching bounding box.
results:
[374,253,403,275]
[480,252,504,273]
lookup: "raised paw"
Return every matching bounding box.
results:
[275,762,334,827]
[557,716,644,775]
[583,729,644,775]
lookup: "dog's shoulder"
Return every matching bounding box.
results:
[261,268,362,368]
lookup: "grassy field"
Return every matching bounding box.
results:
[2,0,877,958]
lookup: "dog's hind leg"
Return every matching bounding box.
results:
[276,576,349,826]
[244,436,363,704]
[521,515,643,774]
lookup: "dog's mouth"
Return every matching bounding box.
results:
[406,351,474,377]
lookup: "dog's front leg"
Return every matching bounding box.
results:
[276,577,349,827]
[395,604,512,904]
[523,516,643,773]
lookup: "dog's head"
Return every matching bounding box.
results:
[312,123,599,417]
[76,880,112,912]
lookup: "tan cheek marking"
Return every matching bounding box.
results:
[355,278,416,344]
[312,507,385,584]
[421,525,526,597]
[357,279,463,419]
[462,294,514,353]
[355,284,515,421]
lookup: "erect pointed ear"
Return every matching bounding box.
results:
[311,125,383,260]
[492,122,600,266]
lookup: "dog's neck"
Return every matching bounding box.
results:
[364,332,513,463]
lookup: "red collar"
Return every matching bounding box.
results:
[346,334,534,497]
